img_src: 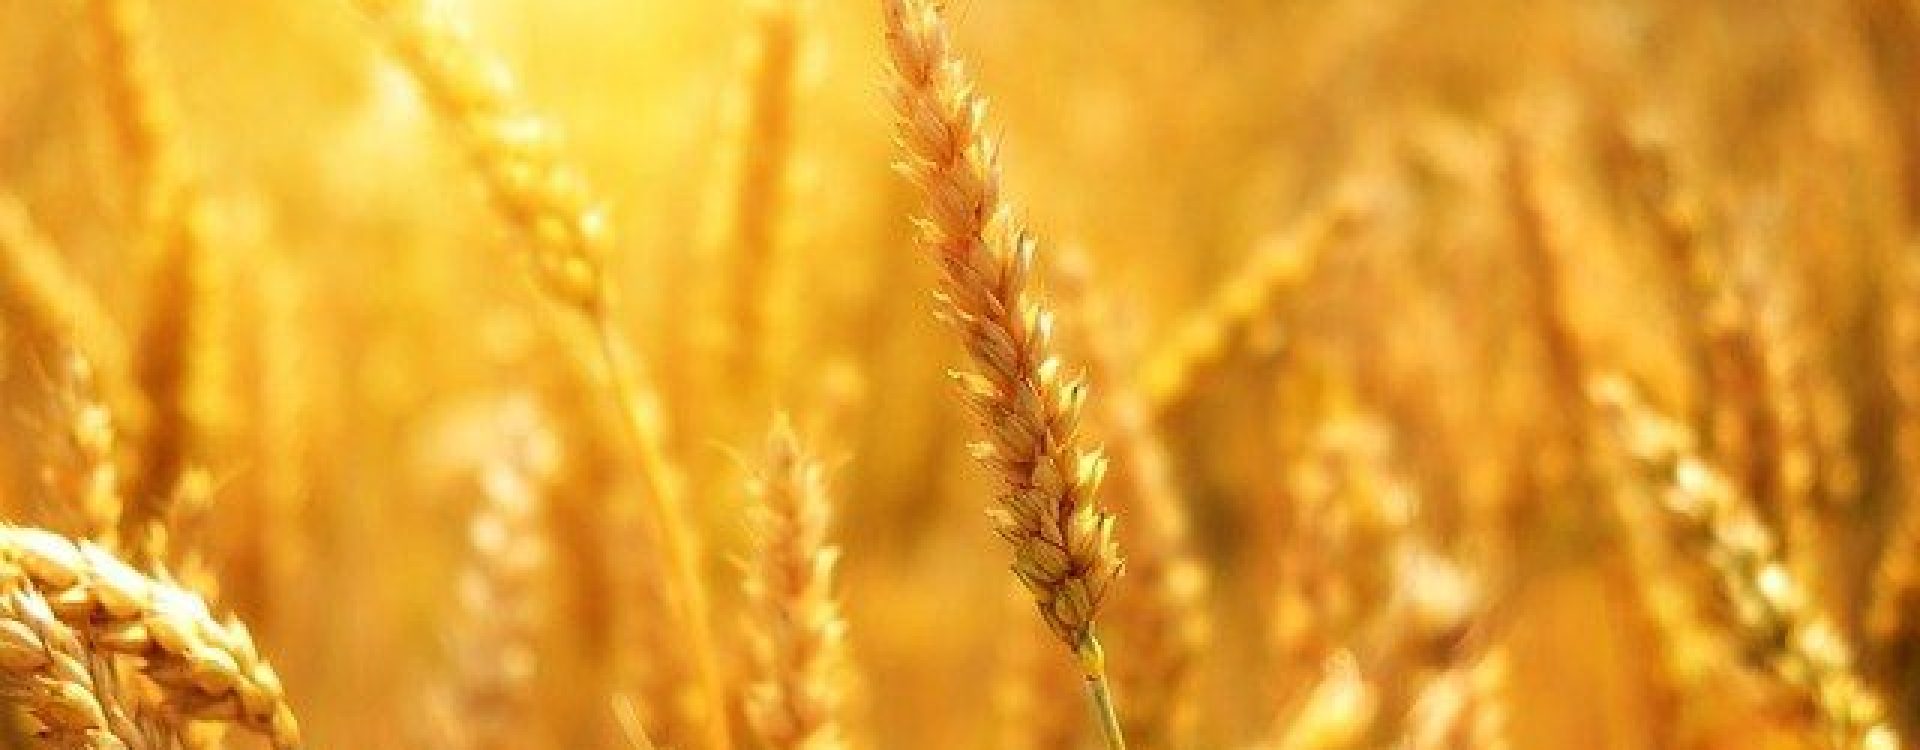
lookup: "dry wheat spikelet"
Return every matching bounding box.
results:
[50,352,128,546]
[434,446,553,750]
[1591,375,1897,750]
[0,582,149,749]
[1138,209,1350,420]
[0,526,299,748]
[740,418,848,750]
[1054,251,1209,749]
[349,4,726,747]
[882,0,1126,744]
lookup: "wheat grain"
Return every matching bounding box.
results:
[881,0,1127,744]
[740,418,848,750]
[1592,375,1897,750]
[0,582,147,749]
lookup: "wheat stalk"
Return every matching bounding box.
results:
[1592,375,1897,750]
[347,4,727,747]
[740,418,848,750]
[881,1,1127,746]
[0,525,299,748]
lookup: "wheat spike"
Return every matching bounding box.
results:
[349,3,726,747]
[435,441,553,750]
[1139,210,1347,420]
[713,0,801,402]
[0,525,299,747]
[881,0,1127,745]
[1592,375,1897,750]
[83,0,184,225]
[740,418,848,750]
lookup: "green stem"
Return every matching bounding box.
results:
[1079,630,1129,750]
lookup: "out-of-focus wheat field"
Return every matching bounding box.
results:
[5,0,1920,748]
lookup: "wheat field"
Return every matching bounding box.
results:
[1,0,1919,748]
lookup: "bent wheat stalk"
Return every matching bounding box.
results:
[882,1,1126,746]
[349,3,726,748]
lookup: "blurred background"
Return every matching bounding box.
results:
[3,0,1920,748]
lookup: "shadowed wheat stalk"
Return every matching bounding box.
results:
[881,0,1126,746]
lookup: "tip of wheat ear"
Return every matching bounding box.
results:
[0,525,300,749]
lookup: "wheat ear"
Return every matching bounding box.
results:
[348,4,726,748]
[0,526,299,747]
[740,418,848,750]
[715,0,800,401]
[0,582,155,749]
[1054,253,1208,749]
[83,0,184,225]
[1592,376,1897,750]
[435,448,552,750]
[881,1,1126,746]
[1138,210,1347,420]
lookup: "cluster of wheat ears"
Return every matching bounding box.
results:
[6,0,1920,748]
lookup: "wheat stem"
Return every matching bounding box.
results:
[1077,632,1128,750]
